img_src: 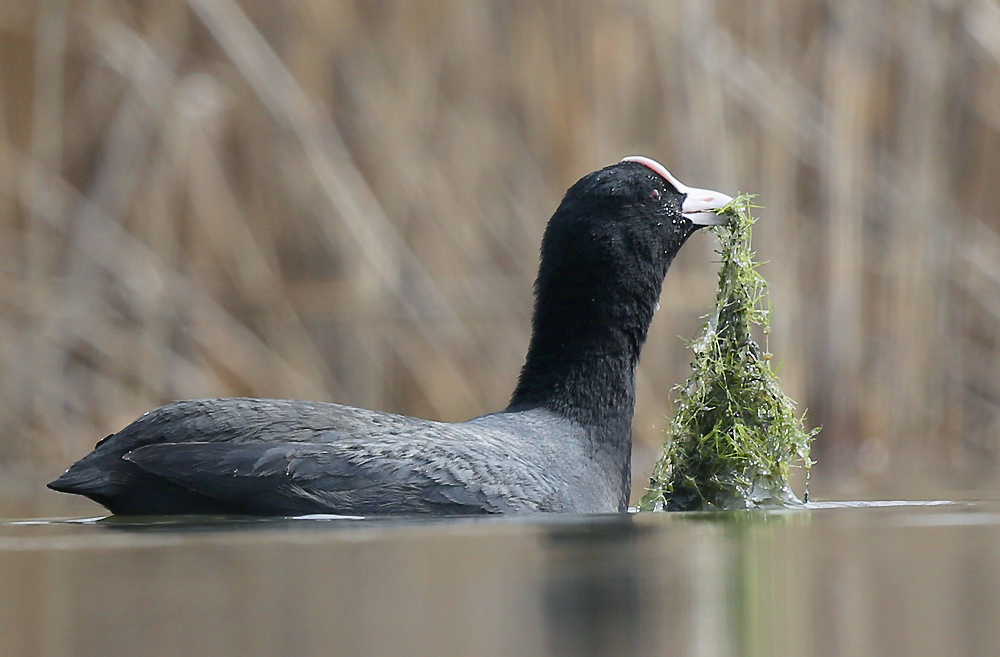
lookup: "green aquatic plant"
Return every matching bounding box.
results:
[639,195,817,512]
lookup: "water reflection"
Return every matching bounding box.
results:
[542,516,644,657]
[0,501,999,656]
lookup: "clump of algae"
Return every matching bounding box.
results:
[639,194,818,512]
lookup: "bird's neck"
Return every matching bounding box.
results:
[507,279,661,438]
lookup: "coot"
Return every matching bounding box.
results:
[49,157,731,515]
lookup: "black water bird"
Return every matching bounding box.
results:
[48,157,731,516]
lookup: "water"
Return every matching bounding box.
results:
[1,499,999,657]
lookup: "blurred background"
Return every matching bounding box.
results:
[1,0,999,511]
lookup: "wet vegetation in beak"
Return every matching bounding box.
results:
[640,194,818,512]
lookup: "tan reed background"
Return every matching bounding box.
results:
[1,0,999,503]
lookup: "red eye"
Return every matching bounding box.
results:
[650,189,661,201]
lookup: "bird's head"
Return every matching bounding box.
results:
[539,156,732,290]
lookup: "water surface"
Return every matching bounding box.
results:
[1,499,998,657]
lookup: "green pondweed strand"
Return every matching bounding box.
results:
[639,194,818,512]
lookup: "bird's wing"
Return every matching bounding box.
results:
[123,435,532,515]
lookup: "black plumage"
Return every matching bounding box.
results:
[48,157,731,515]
